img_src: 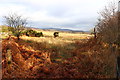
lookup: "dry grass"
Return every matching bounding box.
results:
[19,30,93,61]
[21,29,93,45]
[2,36,116,78]
[2,28,117,79]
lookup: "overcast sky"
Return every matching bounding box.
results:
[0,0,116,31]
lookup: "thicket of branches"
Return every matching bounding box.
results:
[96,2,119,46]
[3,13,27,40]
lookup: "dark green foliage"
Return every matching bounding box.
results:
[8,61,11,64]
[12,31,23,40]
[8,27,15,33]
[35,32,43,37]
[54,32,59,38]
[25,32,29,36]
[25,29,36,37]
[26,40,32,43]
[28,30,37,34]
[24,29,44,37]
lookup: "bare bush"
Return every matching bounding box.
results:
[3,13,27,40]
[53,32,59,38]
[96,2,118,45]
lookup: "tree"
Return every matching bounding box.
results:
[3,13,27,40]
[96,2,120,78]
[96,2,118,46]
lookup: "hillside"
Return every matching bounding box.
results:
[0,26,9,40]
[23,28,92,45]
[1,26,116,79]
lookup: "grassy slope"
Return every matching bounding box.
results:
[2,27,116,78]
[20,29,93,60]
[0,25,11,39]
[0,26,93,61]
[20,29,116,77]
[21,28,93,45]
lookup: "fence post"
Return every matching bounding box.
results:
[117,57,120,79]
[93,28,97,38]
[116,1,120,79]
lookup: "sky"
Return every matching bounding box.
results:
[0,0,116,31]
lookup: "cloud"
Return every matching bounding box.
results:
[0,0,109,30]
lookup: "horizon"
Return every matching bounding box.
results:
[28,26,90,32]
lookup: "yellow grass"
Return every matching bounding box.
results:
[21,29,93,45]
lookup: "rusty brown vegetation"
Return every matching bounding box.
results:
[1,36,116,79]
[1,1,119,79]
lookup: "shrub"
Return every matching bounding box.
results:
[25,32,29,36]
[8,27,14,33]
[24,29,44,37]
[96,2,118,46]
[35,32,43,37]
[53,32,59,38]
[28,30,37,36]
[3,13,27,40]
[25,29,36,37]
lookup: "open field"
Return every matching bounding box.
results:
[1,27,116,78]
[0,26,12,40]
[21,29,93,45]
[1,0,119,78]
[19,30,94,63]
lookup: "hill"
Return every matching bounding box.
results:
[41,28,85,33]
[26,27,90,33]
